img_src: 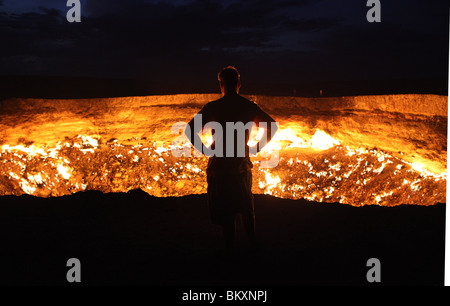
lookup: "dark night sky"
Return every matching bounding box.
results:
[0,0,448,96]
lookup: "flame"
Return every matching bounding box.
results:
[80,135,99,148]
[2,144,46,156]
[309,130,340,150]
[247,127,265,147]
[28,173,43,185]
[0,128,446,206]
[57,163,72,180]
[258,169,281,194]
[259,127,308,154]
[201,131,214,147]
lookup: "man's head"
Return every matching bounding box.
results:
[218,66,241,95]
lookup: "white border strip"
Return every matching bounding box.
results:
[445,7,450,286]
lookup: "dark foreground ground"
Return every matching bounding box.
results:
[0,189,445,288]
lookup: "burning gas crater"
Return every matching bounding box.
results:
[0,94,447,206]
[0,127,445,206]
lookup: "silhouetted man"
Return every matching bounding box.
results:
[185,66,278,252]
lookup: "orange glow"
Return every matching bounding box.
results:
[309,130,340,150]
[0,126,446,206]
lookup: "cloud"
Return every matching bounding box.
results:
[0,0,447,89]
[279,17,337,32]
[0,0,315,60]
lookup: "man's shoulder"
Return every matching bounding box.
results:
[204,98,222,107]
[210,94,256,105]
[237,94,256,105]
[201,95,258,115]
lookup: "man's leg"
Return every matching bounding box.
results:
[241,171,256,247]
[222,217,236,252]
[242,213,256,247]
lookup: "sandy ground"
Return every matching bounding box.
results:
[0,189,445,287]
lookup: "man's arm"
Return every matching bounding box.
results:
[184,108,213,157]
[252,105,278,153]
